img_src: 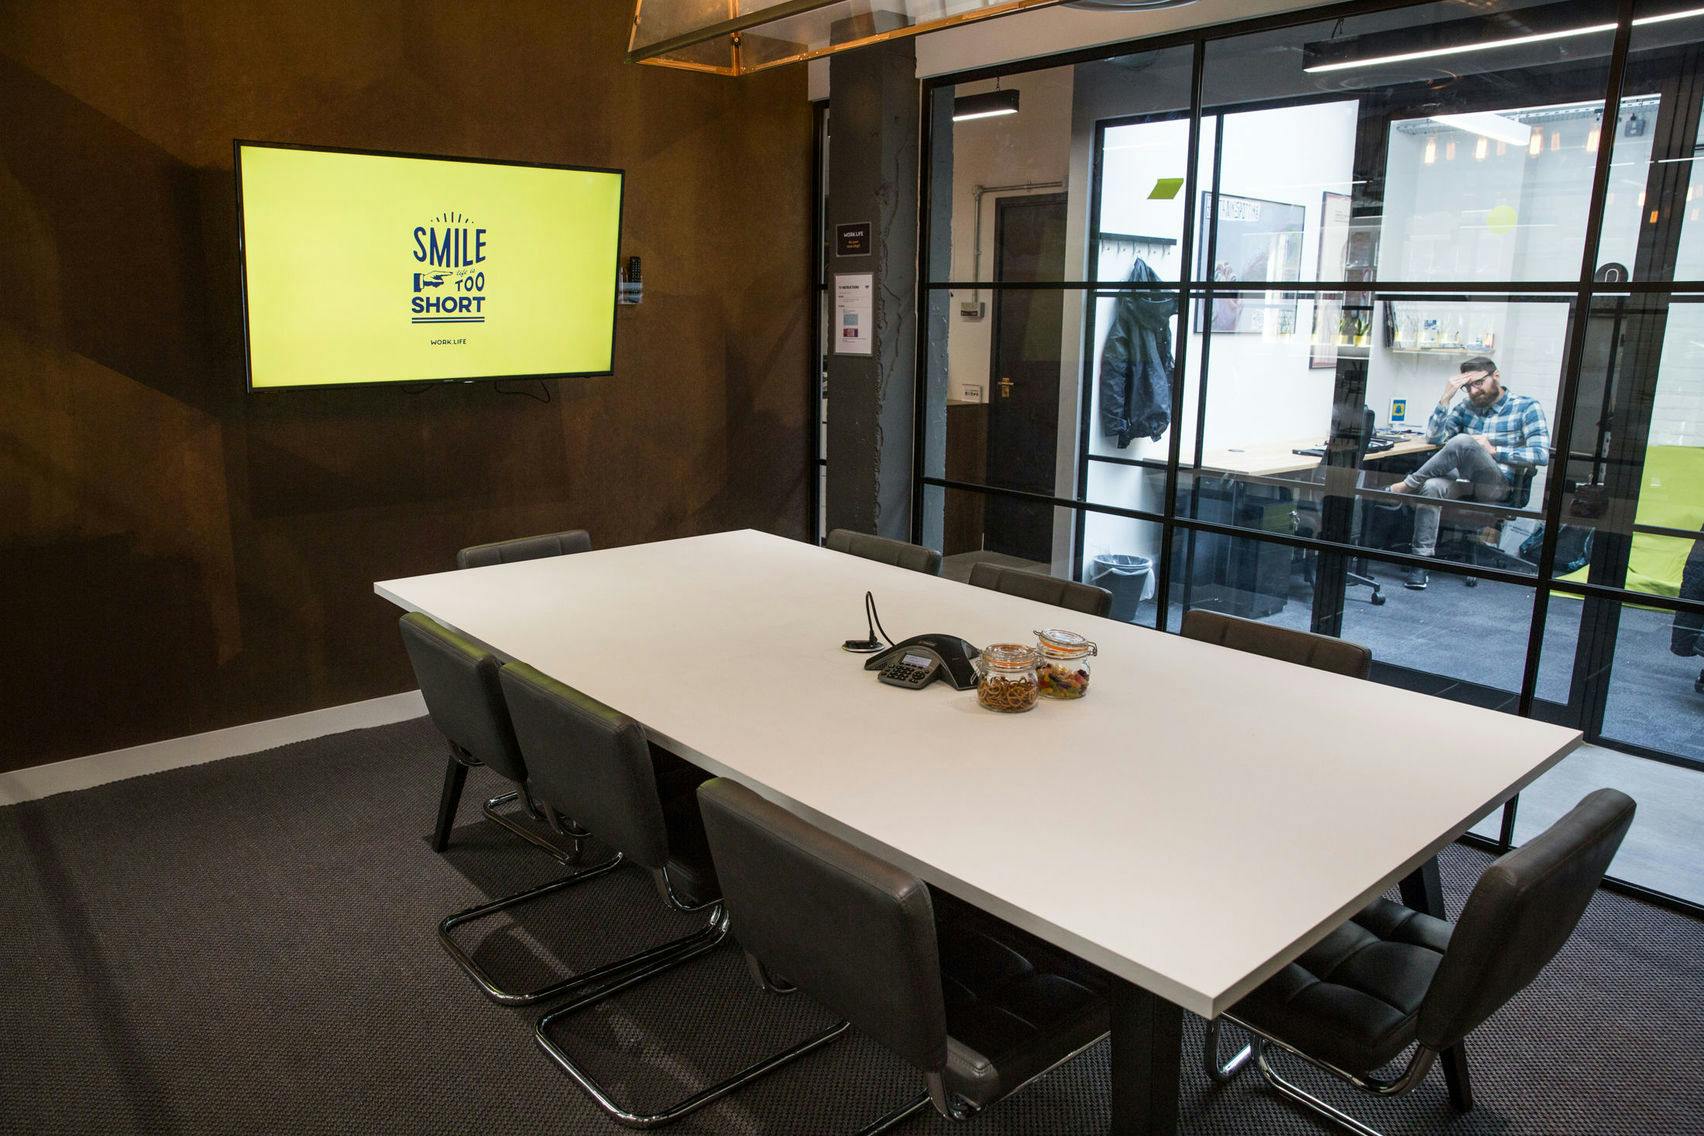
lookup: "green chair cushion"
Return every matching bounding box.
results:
[1559,444,1704,597]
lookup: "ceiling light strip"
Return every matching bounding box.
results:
[1305,7,1704,75]
[1304,22,1617,73]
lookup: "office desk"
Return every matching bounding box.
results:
[1198,436,1435,478]
[1181,438,1438,616]
[376,530,1578,1134]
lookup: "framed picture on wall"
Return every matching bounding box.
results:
[1310,191,1352,369]
[1194,192,1304,335]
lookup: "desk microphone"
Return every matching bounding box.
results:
[842,590,887,653]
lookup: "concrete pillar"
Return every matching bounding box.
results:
[825,38,919,541]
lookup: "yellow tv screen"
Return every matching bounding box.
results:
[236,142,623,390]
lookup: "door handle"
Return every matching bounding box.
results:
[998,376,1014,399]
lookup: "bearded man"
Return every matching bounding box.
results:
[1389,356,1551,590]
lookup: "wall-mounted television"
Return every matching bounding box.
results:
[235,141,623,392]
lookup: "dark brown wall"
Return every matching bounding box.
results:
[0,1,814,770]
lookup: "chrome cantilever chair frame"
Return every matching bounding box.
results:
[1202,1017,1254,1085]
[438,847,633,1006]
[1204,1015,1438,1136]
[435,739,586,864]
[479,781,586,864]
[533,865,851,1130]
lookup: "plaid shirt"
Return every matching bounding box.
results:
[1425,390,1550,479]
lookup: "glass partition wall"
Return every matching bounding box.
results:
[914,0,1704,909]
[813,103,829,542]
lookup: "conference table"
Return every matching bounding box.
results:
[375,529,1581,1134]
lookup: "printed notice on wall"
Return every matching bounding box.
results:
[833,273,873,356]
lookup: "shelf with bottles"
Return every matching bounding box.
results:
[1388,308,1498,355]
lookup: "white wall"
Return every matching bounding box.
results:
[944,67,1076,403]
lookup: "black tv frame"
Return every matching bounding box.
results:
[234,139,625,393]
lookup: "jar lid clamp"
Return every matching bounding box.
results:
[1034,628,1098,658]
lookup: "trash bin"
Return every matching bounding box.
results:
[1089,553,1152,624]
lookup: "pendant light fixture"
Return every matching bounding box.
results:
[954,79,1020,122]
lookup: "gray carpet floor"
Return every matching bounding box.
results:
[2,715,1701,1135]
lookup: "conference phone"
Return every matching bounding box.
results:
[865,634,980,691]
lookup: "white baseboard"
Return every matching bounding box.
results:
[0,690,428,806]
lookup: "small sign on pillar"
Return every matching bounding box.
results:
[836,222,872,257]
[834,274,874,356]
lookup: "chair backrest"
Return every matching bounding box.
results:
[825,529,942,575]
[398,613,528,784]
[456,529,592,570]
[697,778,949,1075]
[1179,608,1371,679]
[497,662,670,869]
[1418,788,1635,1051]
[1507,465,1537,509]
[1298,406,1376,527]
[967,561,1113,618]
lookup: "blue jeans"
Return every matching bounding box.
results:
[1404,434,1511,557]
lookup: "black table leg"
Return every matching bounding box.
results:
[1398,855,1445,919]
[1109,978,1183,1136]
[1440,1038,1474,1111]
[433,754,469,852]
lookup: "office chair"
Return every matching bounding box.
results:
[967,561,1114,617]
[1294,406,1384,606]
[1179,608,1371,679]
[398,613,584,864]
[1204,789,1635,1136]
[825,528,943,575]
[697,777,1110,1134]
[456,528,592,569]
[485,665,848,1124]
[1180,606,1443,1103]
[1433,467,1538,586]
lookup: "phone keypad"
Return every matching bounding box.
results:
[882,662,931,686]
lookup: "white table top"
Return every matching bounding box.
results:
[376,529,1579,1018]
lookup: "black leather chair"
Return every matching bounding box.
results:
[967,561,1114,618]
[456,528,592,569]
[826,528,943,575]
[1205,789,1635,1136]
[697,777,1110,1134]
[1179,608,1375,1091]
[492,665,847,1126]
[1179,608,1371,679]
[398,612,582,863]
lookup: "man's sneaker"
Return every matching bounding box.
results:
[1404,568,1429,590]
